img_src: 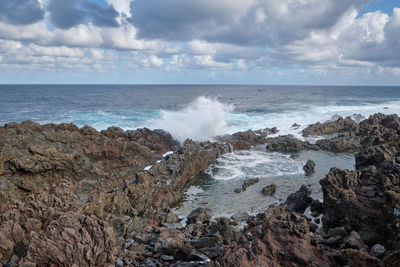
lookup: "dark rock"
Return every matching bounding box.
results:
[241,177,260,191]
[370,244,385,257]
[187,207,211,225]
[308,221,318,233]
[213,206,333,266]
[355,144,397,169]
[315,113,400,152]
[327,227,347,238]
[303,159,316,176]
[203,246,221,260]
[154,229,192,259]
[314,218,321,224]
[324,236,343,246]
[265,135,319,152]
[216,128,278,150]
[160,255,175,261]
[261,184,276,196]
[187,253,210,262]
[342,231,367,250]
[291,123,301,128]
[286,185,312,214]
[310,200,324,215]
[302,116,358,137]
[142,258,157,267]
[190,237,217,249]
[320,163,400,246]
[231,211,250,222]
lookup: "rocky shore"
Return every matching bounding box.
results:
[0,113,399,266]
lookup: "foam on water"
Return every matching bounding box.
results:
[57,97,400,143]
[174,148,355,217]
[206,150,304,181]
[225,100,400,139]
[148,96,234,142]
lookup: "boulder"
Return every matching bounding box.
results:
[187,208,211,225]
[261,184,276,196]
[302,116,358,137]
[265,135,319,152]
[286,185,313,214]
[303,159,316,176]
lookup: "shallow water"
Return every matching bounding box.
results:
[174,146,355,218]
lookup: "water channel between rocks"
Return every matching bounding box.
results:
[174,145,355,218]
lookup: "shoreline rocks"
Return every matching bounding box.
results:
[234,177,260,193]
[303,159,316,176]
[1,113,400,266]
[261,184,276,196]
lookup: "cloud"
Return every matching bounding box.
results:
[81,1,119,28]
[0,0,44,25]
[106,0,132,18]
[0,0,399,83]
[48,0,85,29]
[130,0,370,46]
[48,0,120,29]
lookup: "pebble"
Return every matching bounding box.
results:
[370,244,385,257]
[160,255,174,261]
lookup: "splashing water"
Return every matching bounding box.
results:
[149,96,234,142]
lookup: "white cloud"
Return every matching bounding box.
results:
[0,0,399,81]
[106,0,132,17]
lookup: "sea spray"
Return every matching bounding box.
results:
[149,96,234,142]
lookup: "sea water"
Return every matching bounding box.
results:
[1,84,399,216]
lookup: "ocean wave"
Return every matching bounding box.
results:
[58,97,400,142]
[148,96,234,142]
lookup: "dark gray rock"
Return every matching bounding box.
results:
[160,255,174,261]
[261,184,276,196]
[370,244,385,257]
[265,135,319,152]
[286,185,312,214]
[187,207,211,225]
[231,211,249,222]
[303,159,315,176]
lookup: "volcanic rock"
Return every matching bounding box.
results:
[303,159,316,176]
[187,207,211,225]
[261,184,276,196]
[286,185,313,214]
[302,116,358,137]
[265,135,319,152]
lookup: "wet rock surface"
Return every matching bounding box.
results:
[265,134,319,152]
[286,184,313,213]
[261,184,276,196]
[302,116,359,137]
[303,159,316,176]
[315,113,400,152]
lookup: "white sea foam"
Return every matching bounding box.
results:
[66,97,400,143]
[149,96,234,142]
[225,100,400,140]
[206,150,304,181]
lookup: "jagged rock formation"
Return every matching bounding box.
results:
[315,114,400,152]
[0,121,278,265]
[320,143,400,266]
[265,134,319,152]
[302,116,359,137]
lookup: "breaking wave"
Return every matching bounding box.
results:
[149,96,234,142]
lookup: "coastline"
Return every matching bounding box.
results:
[0,113,399,266]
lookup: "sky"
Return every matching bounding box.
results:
[0,0,399,85]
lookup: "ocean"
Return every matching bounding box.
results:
[2,85,400,141]
[1,84,400,217]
